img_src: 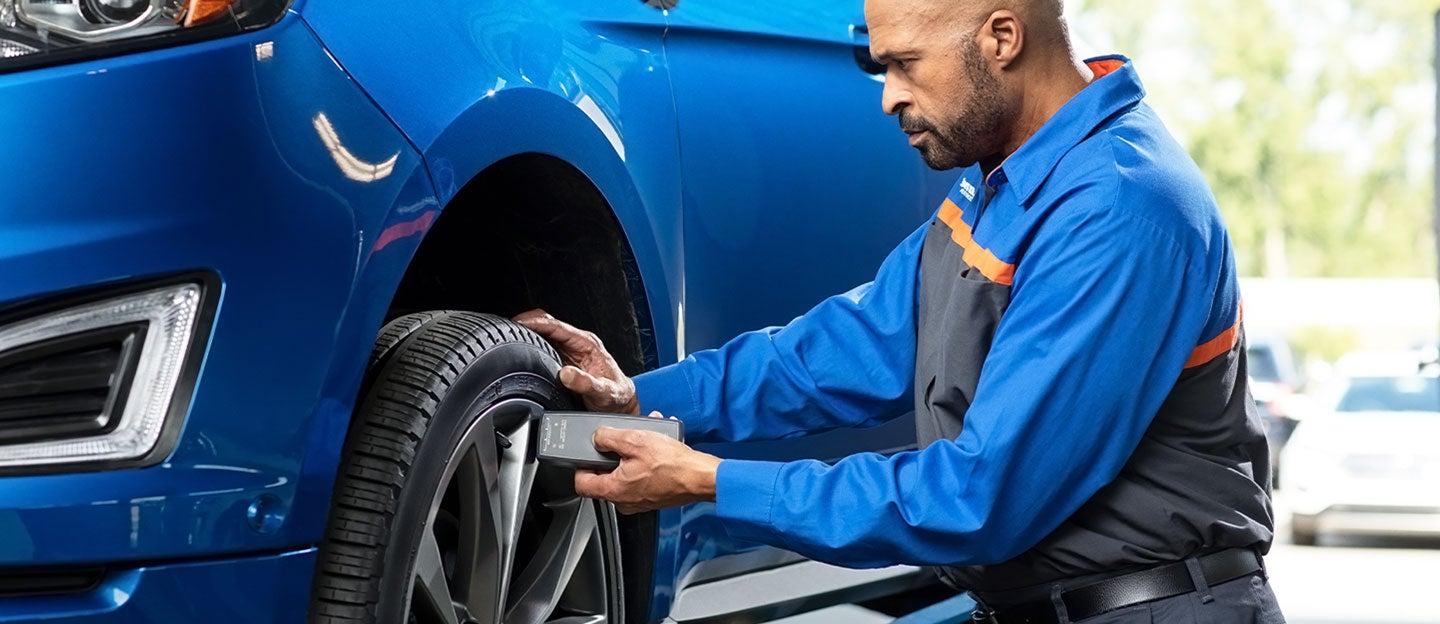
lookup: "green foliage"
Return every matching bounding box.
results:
[1289,325,1362,367]
[1072,0,1438,277]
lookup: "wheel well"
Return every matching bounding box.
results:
[386,153,655,376]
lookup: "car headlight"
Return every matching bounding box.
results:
[0,0,287,72]
[0,281,212,471]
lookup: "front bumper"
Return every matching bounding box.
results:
[1287,467,1440,538]
[0,1,433,597]
[0,549,314,623]
[1297,506,1440,538]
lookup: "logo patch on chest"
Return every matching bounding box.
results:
[958,179,978,202]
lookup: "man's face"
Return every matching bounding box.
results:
[866,0,1010,170]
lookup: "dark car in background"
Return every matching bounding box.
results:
[1249,337,1304,487]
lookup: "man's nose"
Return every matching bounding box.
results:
[881,75,911,116]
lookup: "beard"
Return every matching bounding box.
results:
[898,39,1008,171]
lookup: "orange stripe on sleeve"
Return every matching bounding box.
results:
[1183,305,1244,369]
[938,199,1016,285]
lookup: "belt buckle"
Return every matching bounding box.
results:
[970,607,999,624]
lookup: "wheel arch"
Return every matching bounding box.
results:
[419,86,678,372]
[301,143,670,624]
[387,150,660,376]
[295,0,684,371]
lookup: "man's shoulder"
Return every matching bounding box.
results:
[1040,105,1225,254]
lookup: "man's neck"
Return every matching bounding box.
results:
[998,56,1094,161]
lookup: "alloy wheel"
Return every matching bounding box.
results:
[407,398,612,624]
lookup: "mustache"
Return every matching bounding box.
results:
[898,111,936,134]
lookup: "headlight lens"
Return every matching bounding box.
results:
[1,0,286,72]
[0,283,206,470]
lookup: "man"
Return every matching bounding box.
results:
[518,0,1282,621]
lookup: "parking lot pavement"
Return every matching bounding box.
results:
[775,492,1440,623]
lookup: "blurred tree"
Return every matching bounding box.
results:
[1291,326,1362,367]
[1071,0,1437,277]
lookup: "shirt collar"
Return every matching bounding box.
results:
[985,54,1146,206]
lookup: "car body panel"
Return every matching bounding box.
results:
[0,13,435,565]
[0,549,314,623]
[299,0,685,364]
[664,1,948,355]
[0,2,948,621]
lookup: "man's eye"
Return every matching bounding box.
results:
[894,59,908,70]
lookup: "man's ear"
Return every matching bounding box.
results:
[979,9,1025,70]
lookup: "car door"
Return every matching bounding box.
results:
[663,1,952,460]
[654,1,953,620]
[666,2,949,359]
[663,2,953,480]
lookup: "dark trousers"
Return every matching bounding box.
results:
[1061,574,1285,623]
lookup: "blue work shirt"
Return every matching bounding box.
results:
[634,56,1244,569]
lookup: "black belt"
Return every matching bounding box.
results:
[972,548,1265,624]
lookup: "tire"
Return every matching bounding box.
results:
[310,311,626,624]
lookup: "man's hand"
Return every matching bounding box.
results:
[574,418,722,515]
[515,309,639,415]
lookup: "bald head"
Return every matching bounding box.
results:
[865,0,1087,170]
[956,0,1068,44]
[867,0,1069,58]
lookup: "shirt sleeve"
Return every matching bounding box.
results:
[633,221,928,444]
[713,205,1216,568]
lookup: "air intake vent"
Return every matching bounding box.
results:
[0,567,106,598]
[0,324,145,446]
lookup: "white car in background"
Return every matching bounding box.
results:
[1283,354,1440,545]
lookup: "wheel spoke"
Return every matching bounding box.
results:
[452,445,503,618]
[414,530,461,624]
[406,400,609,624]
[548,616,606,624]
[497,418,538,602]
[505,499,597,624]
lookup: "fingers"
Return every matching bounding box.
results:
[514,310,574,346]
[515,311,635,412]
[574,469,608,499]
[592,426,655,454]
[575,471,647,514]
[558,366,600,395]
[513,308,550,324]
[514,310,603,357]
[559,366,631,413]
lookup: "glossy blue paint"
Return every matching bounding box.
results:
[666,2,949,354]
[300,0,686,365]
[0,12,431,565]
[0,1,948,621]
[0,549,314,623]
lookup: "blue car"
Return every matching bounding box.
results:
[0,1,951,622]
